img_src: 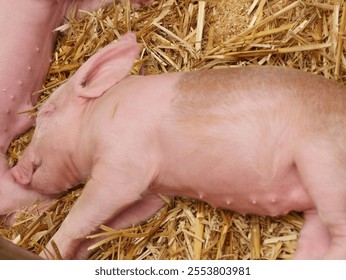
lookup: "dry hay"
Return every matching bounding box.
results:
[1,0,345,260]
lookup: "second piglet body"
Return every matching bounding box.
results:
[11,34,346,259]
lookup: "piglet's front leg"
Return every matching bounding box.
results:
[73,193,165,259]
[41,158,156,259]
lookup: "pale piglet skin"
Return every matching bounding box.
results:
[0,0,70,217]
[0,1,67,154]
[0,0,151,218]
[0,0,152,154]
[11,33,346,259]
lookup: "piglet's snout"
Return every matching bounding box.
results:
[11,155,42,186]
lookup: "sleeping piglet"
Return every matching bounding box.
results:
[10,33,346,259]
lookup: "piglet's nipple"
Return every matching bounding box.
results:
[226,199,233,206]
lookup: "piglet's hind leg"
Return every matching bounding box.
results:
[296,141,346,259]
[294,209,330,259]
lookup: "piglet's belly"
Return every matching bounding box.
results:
[151,171,314,217]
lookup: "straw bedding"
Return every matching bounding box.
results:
[1,0,345,259]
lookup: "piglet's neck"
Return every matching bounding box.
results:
[74,98,99,177]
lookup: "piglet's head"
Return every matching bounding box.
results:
[11,32,140,194]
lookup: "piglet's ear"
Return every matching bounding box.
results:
[72,32,140,99]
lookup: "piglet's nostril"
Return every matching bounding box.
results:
[32,156,42,172]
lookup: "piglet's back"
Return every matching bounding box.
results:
[172,66,346,136]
